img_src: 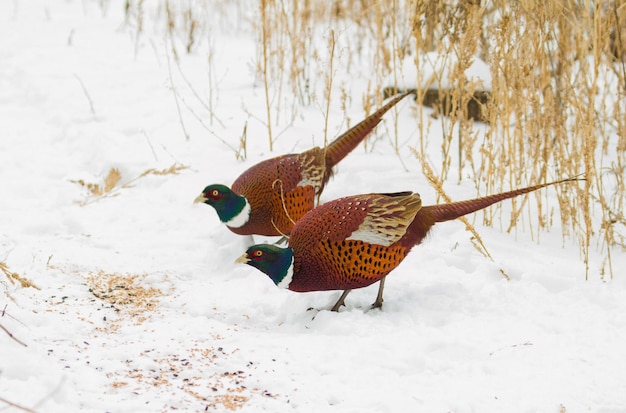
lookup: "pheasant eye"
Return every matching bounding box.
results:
[208,189,221,200]
[252,249,264,259]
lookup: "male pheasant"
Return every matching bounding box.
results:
[194,92,413,237]
[236,178,579,311]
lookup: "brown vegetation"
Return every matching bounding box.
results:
[71,163,188,205]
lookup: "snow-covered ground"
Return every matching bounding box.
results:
[1,1,626,412]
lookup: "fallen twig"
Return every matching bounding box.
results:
[0,397,37,413]
[0,323,27,347]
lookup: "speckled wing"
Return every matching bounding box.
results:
[293,147,326,192]
[291,192,422,246]
[346,192,422,246]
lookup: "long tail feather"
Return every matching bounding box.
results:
[324,91,414,169]
[422,177,581,223]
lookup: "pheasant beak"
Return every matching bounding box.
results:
[234,253,250,264]
[193,193,208,204]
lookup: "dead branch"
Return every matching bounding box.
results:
[0,323,27,347]
[0,397,37,413]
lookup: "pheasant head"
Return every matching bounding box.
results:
[194,184,251,229]
[236,244,294,288]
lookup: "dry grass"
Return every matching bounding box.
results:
[70,167,121,197]
[71,163,188,205]
[411,147,494,260]
[397,1,626,280]
[1,262,39,291]
[120,0,625,279]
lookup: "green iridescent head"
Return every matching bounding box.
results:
[194,184,249,227]
[235,244,294,288]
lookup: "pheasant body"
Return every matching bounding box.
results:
[237,179,579,308]
[287,192,420,291]
[195,92,413,237]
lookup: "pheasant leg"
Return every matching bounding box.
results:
[330,289,352,311]
[371,277,386,309]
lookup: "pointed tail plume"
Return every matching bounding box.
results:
[422,177,582,223]
[324,91,414,169]
[403,177,582,248]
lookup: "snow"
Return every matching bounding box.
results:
[1,1,626,412]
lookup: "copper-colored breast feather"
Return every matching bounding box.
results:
[269,184,316,234]
[301,239,410,291]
